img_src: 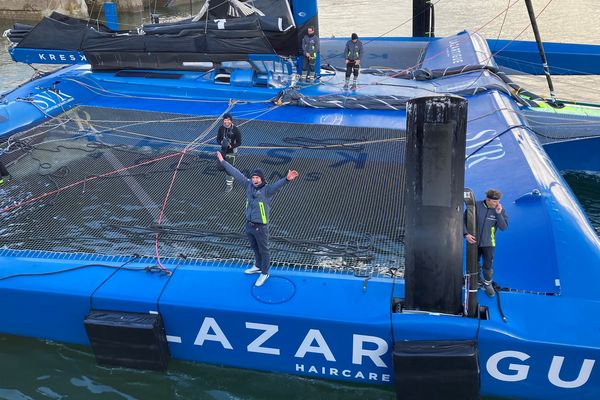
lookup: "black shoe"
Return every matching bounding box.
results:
[483,282,496,298]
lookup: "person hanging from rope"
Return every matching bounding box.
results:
[0,159,9,186]
[343,33,363,90]
[216,113,242,192]
[216,151,299,287]
[301,26,320,84]
[464,189,509,297]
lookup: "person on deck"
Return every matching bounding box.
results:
[216,151,299,287]
[464,189,509,297]
[343,33,363,89]
[216,113,242,192]
[301,26,320,83]
[0,160,9,186]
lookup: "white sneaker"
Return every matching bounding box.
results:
[244,266,261,274]
[255,273,269,287]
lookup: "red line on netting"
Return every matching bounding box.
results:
[153,147,192,274]
[0,151,182,214]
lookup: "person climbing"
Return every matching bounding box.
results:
[464,189,509,297]
[216,113,242,192]
[301,26,320,84]
[216,151,299,287]
[343,33,363,90]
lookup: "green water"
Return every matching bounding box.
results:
[1,1,599,399]
[0,335,395,400]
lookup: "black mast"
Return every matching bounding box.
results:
[524,0,556,99]
[412,0,434,37]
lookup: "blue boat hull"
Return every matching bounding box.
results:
[1,31,600,400]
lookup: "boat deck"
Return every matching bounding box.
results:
[1,105,406,272]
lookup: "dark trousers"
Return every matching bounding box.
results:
[478,246,495,282]
[345,61,359,79]
[245,221,270,274]
[224,153,235,184]
[0,161,8,177]
[302,56,316,80]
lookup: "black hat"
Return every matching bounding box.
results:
[351,33,358,40]
[250,169,266,182]
[223,113,233,121]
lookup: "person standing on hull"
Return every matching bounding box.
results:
[343,33,363,90]
[216,113,242,192]
[301,26,319,84]
[216,151,299,286]
[464,189,509,297]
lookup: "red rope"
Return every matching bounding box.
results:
[1,151,182,214]
[152,147,192,274]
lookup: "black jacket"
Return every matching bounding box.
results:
[217,124,242,154]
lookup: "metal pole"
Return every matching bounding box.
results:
[524,0,556,99]
[412,0,432,37]
[464,188,479,317]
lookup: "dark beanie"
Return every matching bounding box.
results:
[250,169,266,182]
[223,113,233,121]
[351,33,358,40]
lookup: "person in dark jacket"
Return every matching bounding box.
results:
[464,189,509,297]
[343,33,363,89]
[0,159,9,186]
[216,113,242,192]
[301,26,319,83]
[216,151,299,286]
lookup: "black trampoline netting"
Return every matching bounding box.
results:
[0,106,406,273]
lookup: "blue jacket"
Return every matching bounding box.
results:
[221,161,288,224]
[465,200,509,247]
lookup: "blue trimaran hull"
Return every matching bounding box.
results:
[1,19,600,400]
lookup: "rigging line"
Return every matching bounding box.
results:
[494,53,600,77]
[95,0,103,31]
[319,0,448,65]
[190,137,405,152]
[10,133,91,155]
[0,263,151,282]
[238,137,406,150]
[59,105,276,128]
[492,0,512,51]
[187,103,285,151]
[1,119,70,154]
[88,254,141,311]
[374,0,523,85]
[76,116,218,139]
[0,151,182,215]
[86,0,97,26]
[81,125,203,146]
[522,117,600,127]
[62,77,275,104]
[153,104,235,273]
[477,0,557,74]
[465,123,532,161]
